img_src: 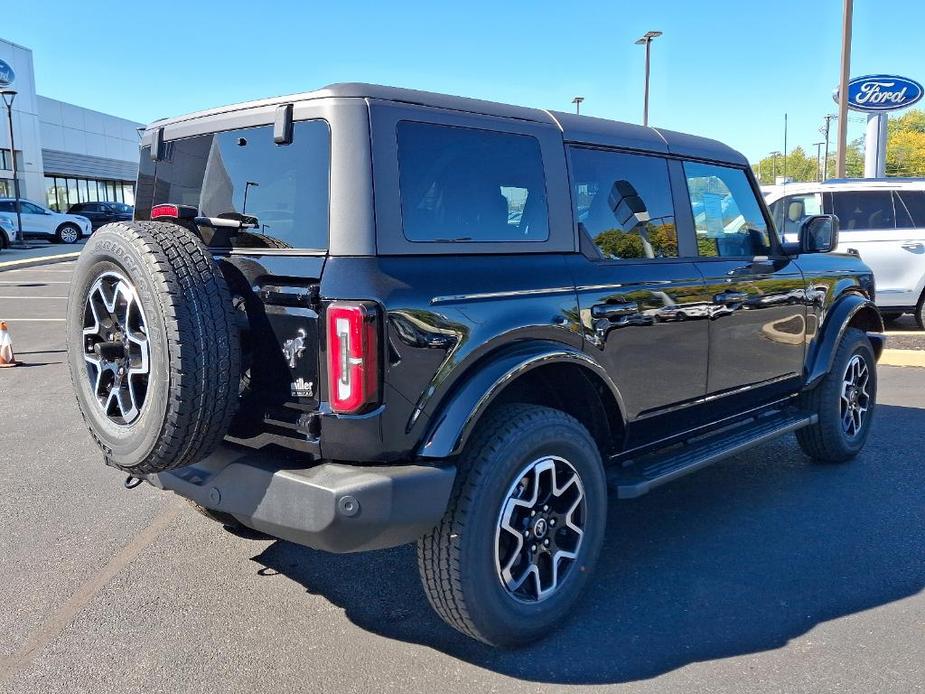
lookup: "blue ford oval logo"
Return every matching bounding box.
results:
[839,74,924,112]
[0,59,14,88]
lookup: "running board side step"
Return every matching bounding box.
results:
[608,410,817,499]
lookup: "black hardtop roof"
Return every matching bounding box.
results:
[147,82,747,166]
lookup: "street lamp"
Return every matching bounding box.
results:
[572,96,584,115]
[1,89,25,247]
[634,30,662,126]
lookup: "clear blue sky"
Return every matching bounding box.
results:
[14,0,925,162]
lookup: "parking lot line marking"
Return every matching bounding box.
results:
[0,280,71,284]
[0,504,182,685]
[884,331,925,336]
[0,318,65,322]
[0,296,69,299]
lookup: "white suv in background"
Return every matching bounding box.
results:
[0,198,92,245]
[766,179,925,326]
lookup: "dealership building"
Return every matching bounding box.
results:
[0,37,142,212]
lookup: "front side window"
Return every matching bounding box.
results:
[830,190,895,231]
[397,121,549,242]
[684,162,771,257]
[570,147,677,259]
[144,120,330,250]
[21,201,46,214]
[769,192,824,241]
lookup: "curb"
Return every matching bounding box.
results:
[879,349,925,368]
[0,252,81,273]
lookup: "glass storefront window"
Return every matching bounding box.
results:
[42,175,135,211]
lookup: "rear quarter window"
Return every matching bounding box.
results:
[830,190,895,231]
[137,120,330,250]
[396,121,549,242]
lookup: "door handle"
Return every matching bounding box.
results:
[900,241,924,251]
[592,302,640,319]
[713,291,748,305]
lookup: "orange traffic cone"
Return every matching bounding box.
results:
[0,321,17,367]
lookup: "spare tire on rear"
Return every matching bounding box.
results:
[66,220,241,474]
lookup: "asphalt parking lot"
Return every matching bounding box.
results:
[0,260,923,694]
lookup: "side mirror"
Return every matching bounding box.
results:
[799,214,839,254]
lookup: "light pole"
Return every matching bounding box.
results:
[635,30,662,126]
[243,181,259,213]
[1,89,25,247]
[770,151,782,181]
[813,142,825,181]
[836,0,853,177]
[572,96,584,115]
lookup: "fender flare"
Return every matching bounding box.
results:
[417,341,625,459]
[805,293,884,389]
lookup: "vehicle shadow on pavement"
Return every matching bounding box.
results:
[252,404,924,685]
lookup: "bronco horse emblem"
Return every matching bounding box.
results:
[282,328,307,368]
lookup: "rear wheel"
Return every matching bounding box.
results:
[66,220,241,473]
[417,404,607,647]
[56,223,81,244]
[797,327,876,462]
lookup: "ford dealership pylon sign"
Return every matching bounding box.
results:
[0,58,15,88]
[834,74,923,112]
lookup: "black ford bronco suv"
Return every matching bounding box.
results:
[66,84,884,647]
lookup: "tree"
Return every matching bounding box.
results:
[754,108,925,184]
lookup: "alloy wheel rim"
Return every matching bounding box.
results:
[840,353,870,438]
[61,226,79,243]
[82,271,150,425]
[494,455,586,603]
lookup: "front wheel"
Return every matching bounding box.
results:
[417,404,607,647]
[797,327,877,462]
[56,223,82,244]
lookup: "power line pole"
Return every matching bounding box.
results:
[813,142,825,181]
[821,114,836,181]
[836,0,853,177]
[572,96,584,115]
[783,113,788,181]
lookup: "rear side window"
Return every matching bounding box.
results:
[569,147,678,259]
[895,190,925,228]
[397,121,549,242]
[830,190,895,231]
[138,120,330,250]
[684,162,771,257]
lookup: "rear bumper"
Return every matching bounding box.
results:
[144,443,456,553]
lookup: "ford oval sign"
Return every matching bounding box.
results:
[835,74,924,112]
[0,59,14,88]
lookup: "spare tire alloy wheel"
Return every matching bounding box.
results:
[67,220,241,474]
[82,272,150,425]
[496,455,586,602]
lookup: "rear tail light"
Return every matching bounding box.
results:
[150,203,199,221]
[326,302,379,414]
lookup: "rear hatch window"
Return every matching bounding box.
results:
[136,120,330,251]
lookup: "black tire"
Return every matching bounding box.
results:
[417,404,607,647]
[915,292,925,330]
[66,220,241,474]
[55,223,82,244]
[797,327,877,463]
